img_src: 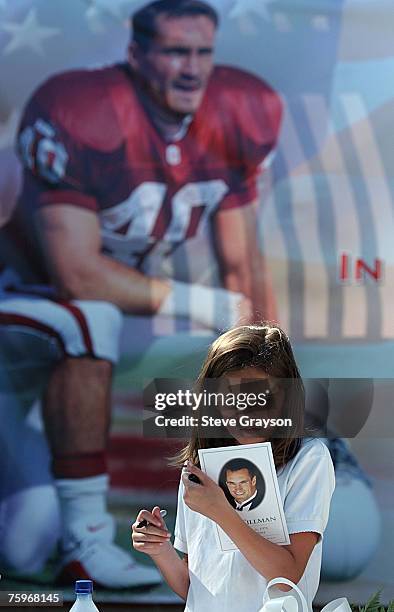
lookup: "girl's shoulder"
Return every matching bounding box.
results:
[278,438,332,477]
[297,437,330,458]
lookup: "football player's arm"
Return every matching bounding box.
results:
[36,204,171,314]
[213,199,277,322]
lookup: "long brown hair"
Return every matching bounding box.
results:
[172,323,304,470]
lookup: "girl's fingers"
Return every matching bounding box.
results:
[134,524,170,537]
[134,509,162,528]
[186,461,200,473]
[187,461,204,476]
[133,532,171,543]
[182,471,197,490]
[151,506,162,524]
[152,506,168,530]
[134,542,166,551]
[152,506,163,521]
[186,461,210,484]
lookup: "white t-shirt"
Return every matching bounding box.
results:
[174,438,335,612]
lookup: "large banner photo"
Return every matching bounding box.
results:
[0,0,393,607]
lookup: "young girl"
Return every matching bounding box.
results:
[132,323,335,611]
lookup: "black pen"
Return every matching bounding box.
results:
[136,508,167,529]
[188,473,202,484]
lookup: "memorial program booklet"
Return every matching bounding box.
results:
[198,442,290,552]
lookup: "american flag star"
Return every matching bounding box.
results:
[1,7,60,56]
[229,0,275,21]
[84,0,143,33]
[84,0,143,22]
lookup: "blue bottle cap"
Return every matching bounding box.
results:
[75,580,93,594]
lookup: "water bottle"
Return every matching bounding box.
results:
[69,580,99,612]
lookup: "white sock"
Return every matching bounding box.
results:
[55,474,114,551]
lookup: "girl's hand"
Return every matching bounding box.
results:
[131,506,172,558]
[182,461,228,521]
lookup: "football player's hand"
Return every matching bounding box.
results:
[200,287,253,329]
[235,294,253,326]
[131,506,172,558]
[158,281,253,331]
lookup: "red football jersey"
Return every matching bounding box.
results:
[3,63,282,281]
